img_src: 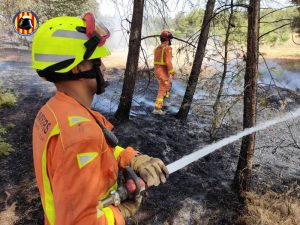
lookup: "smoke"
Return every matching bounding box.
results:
[258,59,300,91]
[167,107,300,174]
[99,16,129,51]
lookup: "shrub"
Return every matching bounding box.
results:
[0,91,16,107]
[0,125,14,157]
[0,139,13,157]
[6,123,15,130]
[237,191,300,225]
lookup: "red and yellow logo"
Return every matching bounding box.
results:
[12,11,39,36]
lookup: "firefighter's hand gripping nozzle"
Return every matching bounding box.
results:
[100,166,146,208]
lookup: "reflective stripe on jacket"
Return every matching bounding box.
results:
[154,43,175,74]
[32,91,138,225]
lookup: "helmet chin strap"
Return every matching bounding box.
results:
[94,66,108,95]
[74,66,108,95]
[38,64,109,95]
[37,58,108,95]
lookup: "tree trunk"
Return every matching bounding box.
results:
[114,0,144,122]
[292,0,300,34]
[210,0,234,138]
[234,0,260,193]
[176,0,216,119]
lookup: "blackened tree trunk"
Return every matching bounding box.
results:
[234,0,260,193]
[176,0,216,119]
[114,0,144,122]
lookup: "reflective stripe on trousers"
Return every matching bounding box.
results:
[155,98,164,109]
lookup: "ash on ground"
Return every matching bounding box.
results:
[0,56,300,225]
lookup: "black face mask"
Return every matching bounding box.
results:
[92,59,109,95]
[78,65,108,95]
[38,58,109,95]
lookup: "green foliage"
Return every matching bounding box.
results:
[0,141,13,157]
[0,125,13,157]
[291,0,300,33]
[6,123,15,130]
[0,84,15,157]
[0,91,16,107]
[259,8,297,46]
[0,0,99,33]
[36,0,99,22]
[173,9,204,37]
[0,126,6,135]
[173,7,298,47]
[145,16,174,34]
[292,17,300,33]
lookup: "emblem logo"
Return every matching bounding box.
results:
[12,11,39,36]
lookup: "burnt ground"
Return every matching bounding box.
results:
[0,50,300,225]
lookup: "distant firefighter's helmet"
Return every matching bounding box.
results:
[160,30,173,45]
[18,16,33,30]
[160,30,173,40]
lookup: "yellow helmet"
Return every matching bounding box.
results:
[32,13,110,75]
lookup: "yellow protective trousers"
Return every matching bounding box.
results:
[154,65,172,109]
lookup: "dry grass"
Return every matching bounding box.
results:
[0,202,19,225]
[260,37,300,59]
[0,86,15,156]
[102,49,127,68]
[237,191,300,225]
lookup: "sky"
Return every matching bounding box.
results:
[98,0,204,18]
[97,0,294,17]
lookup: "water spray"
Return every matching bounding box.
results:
[167,107,300,174]
[100,107,300,207]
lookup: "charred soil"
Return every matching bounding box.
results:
[1,50,300,225]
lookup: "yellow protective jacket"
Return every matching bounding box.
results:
[154,43,175,75]
[32,91,138,225]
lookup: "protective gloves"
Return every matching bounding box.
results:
[118,195,143,218]
[130,154,169,187]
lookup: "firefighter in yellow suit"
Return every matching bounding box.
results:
[153,30,176,115]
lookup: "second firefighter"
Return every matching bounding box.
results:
[153,30,176,115]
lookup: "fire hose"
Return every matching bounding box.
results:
[100,106,300,207]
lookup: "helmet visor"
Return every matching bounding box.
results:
[80,12,111,59]
[94,21,110,46]
[83,12,110,47]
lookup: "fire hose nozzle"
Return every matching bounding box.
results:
[108,190,121,206]
[100,167,146,208]
[101,186,128,207]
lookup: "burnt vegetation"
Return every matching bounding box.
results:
[1,0,300,224]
